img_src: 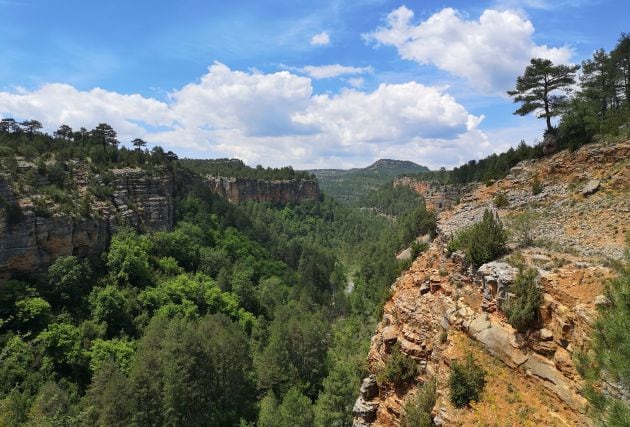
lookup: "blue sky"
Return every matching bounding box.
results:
[0,0,628,169]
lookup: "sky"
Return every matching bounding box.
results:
[0,0,627,169]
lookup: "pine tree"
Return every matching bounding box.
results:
[508,58,580,133]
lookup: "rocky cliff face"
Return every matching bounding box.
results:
[1,162,322,278]
[393,179,478,212]
[0,166,176,278]
[354,140,629,426]
[205,176,320,204]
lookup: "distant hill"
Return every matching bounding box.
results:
[308,159,429,203]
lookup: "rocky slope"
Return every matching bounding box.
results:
[354,140,629,426]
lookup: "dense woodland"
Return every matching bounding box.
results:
[0,125,435,425]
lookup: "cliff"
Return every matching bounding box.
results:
[205,176,320,204]
[393,178,478,212]
[1,162,320,278]
[0,166,176,278]
[354,140,629,426]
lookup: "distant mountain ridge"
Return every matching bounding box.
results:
[308,159,430,203]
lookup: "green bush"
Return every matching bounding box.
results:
[506,209,540,248]
[493,192,509,208]
[531,178,543,195]
[448,209,507,268]
[449,353,485,407]
[410,241,429,259]
[501,268,542,332]
[401,379,437,427]
[377,343,417,386]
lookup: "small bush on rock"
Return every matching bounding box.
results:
[449,353,485,408]
[448,209,507,268]
[493,192,509,208]
[377,343,417,386]
[502,268,542,332]
[402,379,437,427]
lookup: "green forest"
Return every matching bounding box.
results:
[0,123,435,425]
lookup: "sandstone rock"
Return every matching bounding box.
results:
[382,326,399,346]
[523,354,586,412]
[540,328,554,341]
[554,346,576,380]
[581,179,600,196]
[474,323,528,368]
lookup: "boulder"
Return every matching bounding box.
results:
[359,375,379,400]
[581,179,600,196]
[382,326,399,346]
[594,294,611,307]
[540,328,554,341]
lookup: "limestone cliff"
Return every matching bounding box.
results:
[393,178,477,212]
[354,140,629,426]
[205,176,320,204]
[0,166,176,278]
[1,162,321,278]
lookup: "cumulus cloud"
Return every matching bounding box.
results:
[300,64,373,79]
[364,6,573,94]
[310,31,330,46]
[0,62,489,169]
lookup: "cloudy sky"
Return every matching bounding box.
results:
[0,0,627,169]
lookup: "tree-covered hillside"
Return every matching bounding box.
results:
[310,159,429,203]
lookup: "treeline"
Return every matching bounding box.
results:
[180,158,315,181]
[0,120,178,172]
[0,175,435,425]
[558,33,630,149]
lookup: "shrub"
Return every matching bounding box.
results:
[449,209,507,268]
[506,209,540,248]
[410,241,429,259]
[401,379,437,427]
[501,268,542,332]
[32,196,51,218]
[377,343,417,386]
[493,192,509,208]
[449,353,485,407]
[531,178,543,195]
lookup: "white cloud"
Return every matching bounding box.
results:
[364,6,573,94]
[346,77,365,88]
[310,31,330,46]
[300,64,373,79]
[0,62,490,169]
